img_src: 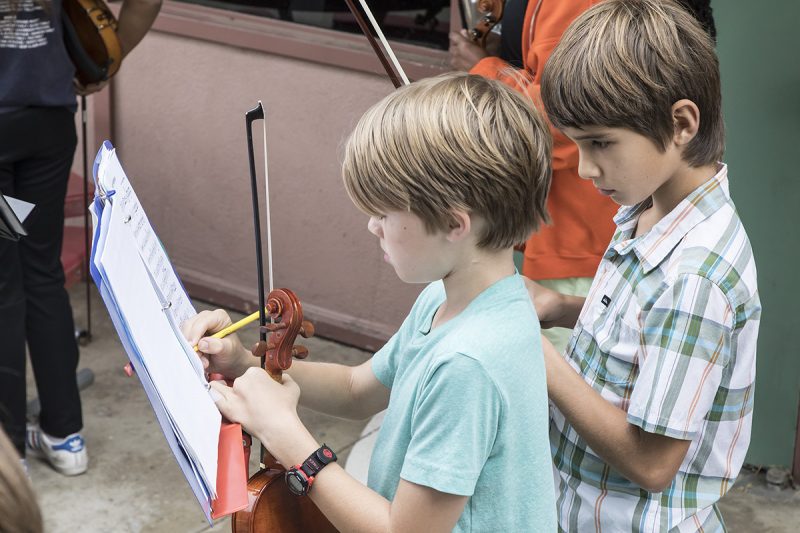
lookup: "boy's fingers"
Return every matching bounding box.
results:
[280,373,298,391]
[209,381,233,416]
[198,336,225,355]
[208,382,225,402]
[184,309,232,345]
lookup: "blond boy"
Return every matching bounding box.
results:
[184,73,557,531]
[533,1,761,531]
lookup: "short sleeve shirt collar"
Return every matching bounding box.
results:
[605,164,731,274]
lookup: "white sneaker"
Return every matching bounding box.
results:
[26,424,88,476]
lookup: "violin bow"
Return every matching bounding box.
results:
[342,0,410,88]
[245,103,270,349]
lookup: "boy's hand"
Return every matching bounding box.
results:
[524,278,567,329]
[74,78,109,96]
[210,368,304,460]
[181,309,254,379]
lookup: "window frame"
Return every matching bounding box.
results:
[146,0,455,80]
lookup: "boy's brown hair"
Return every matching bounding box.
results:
[342,72,552,249]
[540,0,724,166]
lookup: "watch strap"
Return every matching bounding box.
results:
[286,444,337,495]
[300,444,337,479]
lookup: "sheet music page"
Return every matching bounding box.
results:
[96,145,196,325]
[90,202,214,521]
[99,204,220,494]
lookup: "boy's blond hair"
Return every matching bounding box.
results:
[342,72,551,249]
[541,0,723,167]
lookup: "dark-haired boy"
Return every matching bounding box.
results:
[534,0,761,530]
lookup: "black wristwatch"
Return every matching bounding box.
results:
[285,444,337,496]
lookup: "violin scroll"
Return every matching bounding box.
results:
[250,288,314,379]
[468,0,505,48]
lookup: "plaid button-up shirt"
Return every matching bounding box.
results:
[551,165,761,532]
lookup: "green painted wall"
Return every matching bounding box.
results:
[712,1,800,467]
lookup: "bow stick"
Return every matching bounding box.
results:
[343,0,410,88]
[245,103,271,347]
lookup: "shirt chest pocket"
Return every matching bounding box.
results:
[569,299,640,387]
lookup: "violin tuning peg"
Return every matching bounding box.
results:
[482,14,495,24]
[292,345,309,359]
[300,320,315,339]
[251,341,267,357]
[469,29,482,41]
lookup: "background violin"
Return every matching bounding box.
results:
[466,0,505,48]
[62,0,122,84]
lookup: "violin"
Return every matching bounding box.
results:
[467,0,505,48]
[230,3,412,527]
[62,0,122,85]
[228,105,338,532]
[231,289,337,532]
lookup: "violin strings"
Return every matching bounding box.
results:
[357,0,410,86]
[261,103,275,296]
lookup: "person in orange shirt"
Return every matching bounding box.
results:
[451,0,617,352]
[450,0,717,352]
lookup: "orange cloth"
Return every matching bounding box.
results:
[470,0,618,280]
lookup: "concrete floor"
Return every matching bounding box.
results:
[24,286,800,532]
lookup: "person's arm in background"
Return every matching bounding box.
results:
[76,0,162,95]
[117,0,163,57]
[448,30,499,71]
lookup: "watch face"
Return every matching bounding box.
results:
[286,472,306,495]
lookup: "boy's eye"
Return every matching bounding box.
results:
[591,140,611,149]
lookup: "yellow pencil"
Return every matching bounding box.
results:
[193,309,262,351]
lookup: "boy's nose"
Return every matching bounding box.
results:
[577,156,600,181]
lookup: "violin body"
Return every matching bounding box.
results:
[231,289,338,532]
[232,466,339,532]
[62,0,122,84]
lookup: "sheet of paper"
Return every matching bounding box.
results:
[94,143,196,325]
[5,195,35,222]
[90,199,213,520]
[93,279,213,521]
[99,199,220,496]
[0,194,29,240]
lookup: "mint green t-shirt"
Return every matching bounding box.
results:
[369,274,556,532]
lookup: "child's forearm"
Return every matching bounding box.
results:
[265,419,461,533]
[526,278,585,330]
[555,293,585,329]
[287,360,376,420]
[543,342,690,492]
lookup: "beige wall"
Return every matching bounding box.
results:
[101,29,428,350]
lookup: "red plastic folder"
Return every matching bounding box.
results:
[211,422,249,518]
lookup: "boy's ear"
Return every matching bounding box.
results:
[671,99,701,147]
[445,210,471,242]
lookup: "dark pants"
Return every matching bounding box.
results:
[0,107,82,455]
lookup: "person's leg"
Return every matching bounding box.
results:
[536,277,593,354]
[14,108,82,440]
[0,111,29,456]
